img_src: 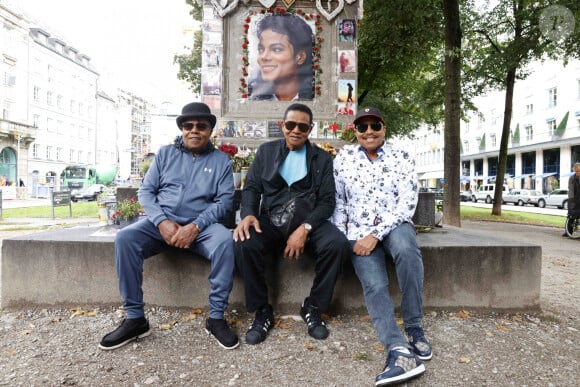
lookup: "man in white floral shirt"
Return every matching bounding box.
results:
[332,107,431,386]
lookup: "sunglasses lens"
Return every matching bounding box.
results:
[356,123,382,133]
[182,122,209,131]
[284,121,311,133]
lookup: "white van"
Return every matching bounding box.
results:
[472,184,509,204]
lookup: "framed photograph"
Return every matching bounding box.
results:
[241,121,266,138]
[338,79,356,103]
[338,50,356,73]
[338,19,356,42]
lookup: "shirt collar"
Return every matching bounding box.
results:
[357,141,385,161]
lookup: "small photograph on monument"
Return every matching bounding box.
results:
[337,102,355,116]
[338,19,356,42]
[203,69,221,95]
[338,50,356,73]
[216,120,240,138]
[267,120,284,138]
[204,46,221,68]
[241,121,266,138]
[338,79,356,103]
[245,13,316,101]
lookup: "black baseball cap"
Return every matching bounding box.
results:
[353,106,384,125]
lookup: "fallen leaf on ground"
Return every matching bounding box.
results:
[373,345,385,351]
[459,357,471,364]
[458,310,470,318]
[512,316,522,322]
[305,341,315,350]
[359,315,371,322]
[495,324,510,331]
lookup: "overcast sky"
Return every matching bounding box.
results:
[7,0,197,108]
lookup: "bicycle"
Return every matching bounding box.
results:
[564,213,580,239]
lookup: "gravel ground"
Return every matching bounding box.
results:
[0,221,579,386]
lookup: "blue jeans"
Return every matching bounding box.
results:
[115,218,235,320]
[350,222,424,352]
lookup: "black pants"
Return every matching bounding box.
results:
[235,216,350,313]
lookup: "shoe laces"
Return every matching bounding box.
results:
[407,326,426,343]
[251,308,272,331]
[303,304,324,328]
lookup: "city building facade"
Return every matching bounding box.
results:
[414,58,580,194]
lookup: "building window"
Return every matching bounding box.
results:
[33,143,40,159]
[33,86,40,101]
[47,91,53,106]
[46,146,53,160]
[490,134,497,148]
[70,124,76,137]
[525,124,533,141]
[526,104,533,115]
[33,114,40,127]
[57,95,63,109]
[547,120,556,135]
[56,147,62,161]
[463,141,469,153]
[548,87,557,108]
[69,149,75,162]
[70,100,75,113]
[57,120,64,135]
[77,151,83,163]
[47,118,54,132]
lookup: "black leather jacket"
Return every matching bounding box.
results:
[240,139,335,229]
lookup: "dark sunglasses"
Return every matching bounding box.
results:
[284,121,312,133]
[181,122,211,131]
[355,123,383,133]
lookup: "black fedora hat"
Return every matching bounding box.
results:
[176,102,217,129]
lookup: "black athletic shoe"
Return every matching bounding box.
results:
[99,317,151,350]
[245,305,274,345]
[205,318,240,350]
[300,299,329,340]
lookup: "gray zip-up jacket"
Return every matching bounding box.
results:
[138,137,234,230]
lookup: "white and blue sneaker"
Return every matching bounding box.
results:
[375,347,425,386]
[406,326,433,360]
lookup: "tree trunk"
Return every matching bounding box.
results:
[491,67,516,216]
[442,0,462,226]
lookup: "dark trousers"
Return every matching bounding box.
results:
[235,216,349,313]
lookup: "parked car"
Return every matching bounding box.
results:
[460,190,472,202]
[71,184,106,202]
[473,184,509,204]
[502,189,545,206]
[540,189,569,209]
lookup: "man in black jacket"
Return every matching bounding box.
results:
[233,103,349,345]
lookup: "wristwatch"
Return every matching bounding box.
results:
[303,223,312,233]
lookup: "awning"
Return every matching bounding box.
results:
[419,171,444,179]
[532,172,557,178]
[513,174,533,179]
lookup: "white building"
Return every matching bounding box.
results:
[414,58,580,194]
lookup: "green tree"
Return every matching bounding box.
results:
[174,0,203,95]
[464,0,580,216]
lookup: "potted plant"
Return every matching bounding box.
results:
[112,196,143,227]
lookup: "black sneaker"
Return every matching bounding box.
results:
[300,299,329,340]
[375,348,425,386]
[99,317,151,350]
[245,305,274,345]
[406,326,432,360]
[205,318,240,350]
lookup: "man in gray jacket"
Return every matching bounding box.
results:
[99,102,239,350]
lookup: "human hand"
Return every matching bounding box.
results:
[170,223,198,249]
[284,227,308,261]
[353,234,379,256]
[233,215,261,242]
[158,219,180,246]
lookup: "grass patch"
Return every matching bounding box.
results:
[460,206,565,227]
[1,201,99,219]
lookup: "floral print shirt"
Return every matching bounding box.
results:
[331,142,419,241]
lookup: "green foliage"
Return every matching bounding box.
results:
[479,133,486,150]
[460,206,564,227]
[357,0,446,137]
[174,1,203,94]
[140,159,153,176]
